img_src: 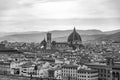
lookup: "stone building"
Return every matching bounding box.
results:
[86,57,120,80]
[62,64,98,80]
[40,28,83,51]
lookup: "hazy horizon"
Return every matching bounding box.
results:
[0,25,120,32]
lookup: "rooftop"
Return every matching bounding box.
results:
[20,62,35,68]
[0,49,23,54]
[86,63,107,67]
[62,64,78,69]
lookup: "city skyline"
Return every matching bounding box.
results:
[0,0,120,32]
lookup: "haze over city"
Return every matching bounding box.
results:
[0,0,120,32]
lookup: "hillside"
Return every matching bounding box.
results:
[104,29,120,34]
[97,32,120,42]
[53,35,105,42]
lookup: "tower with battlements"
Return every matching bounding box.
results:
[46,32,52,50]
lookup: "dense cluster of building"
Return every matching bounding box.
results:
[0,28,120,80]
[0,50,120,80]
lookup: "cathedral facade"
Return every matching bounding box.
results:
[40,28,83,51]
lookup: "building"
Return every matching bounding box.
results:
[48,69,55,78]
[54,68,62,80]
[77,69,98,80]
[86,57,120,80]
[0,44,5,49]
[62,64,78,80]
[40,38,47,50]
[0,49,24,61]
[0,61,11,75]
[10,60,30,75]
[46,32,52,50]
[62,64,98,80]
[40,28,83,51]
[11,61,49,78]
[67,28,82,50]
[51,42,72,51]
[19,62,35,76]
[86,63,109,80]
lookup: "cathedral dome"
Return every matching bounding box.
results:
[68,28,82,43]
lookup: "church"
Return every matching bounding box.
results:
[40,28,83,51]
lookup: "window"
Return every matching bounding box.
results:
[107,75,110,77]
[107,70,110,74]
[101,74,103,77]
[101,69,103,73]
[104,75,106,77]
[104,69,106,73]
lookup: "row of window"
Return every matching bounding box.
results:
[63,68,77,69]
[62,70,76,73]
[78,79,85,80]
[62,73,76,77]
[62,73,98,78]
[78,75,87,78]
[77,79,93,80]
[99,74,110,78]
[98,69,110,74]
[63,70,97,74]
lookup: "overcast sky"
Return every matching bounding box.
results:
[0,0,120,32]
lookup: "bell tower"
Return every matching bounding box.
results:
[46,32,52,49]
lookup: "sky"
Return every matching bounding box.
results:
[0,0,120,32]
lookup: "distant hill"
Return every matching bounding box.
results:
[0,32,46,42]
[97,32,120,42]
[53,35,105,42]
[0,29,120,42]
[0,29,104,42]
[0,34,105,43]
[104,29,120,34]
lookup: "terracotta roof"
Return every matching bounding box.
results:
[0,61,10,65]
[20,62,35,68]
[62,64,78,69]
[86,63,107,67]
[0,49,23,54]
